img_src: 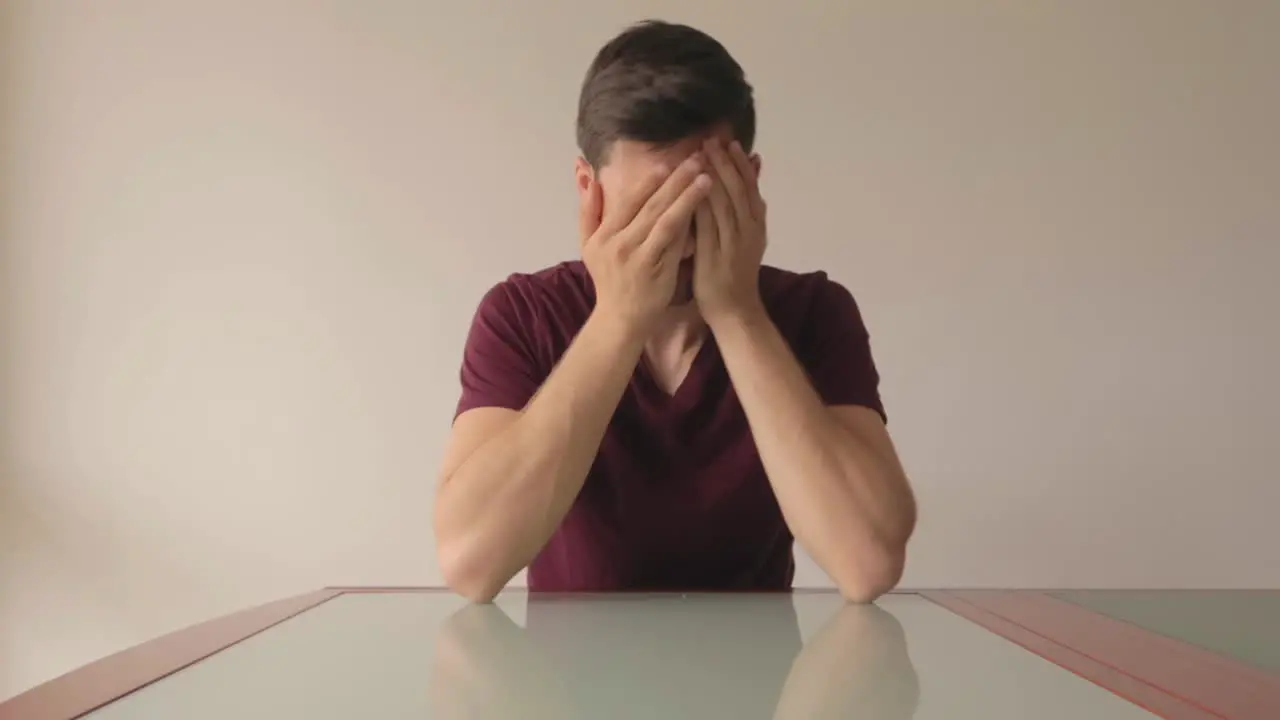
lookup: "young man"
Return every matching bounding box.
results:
[434,20,917,602]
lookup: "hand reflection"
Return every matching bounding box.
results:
[429,596,917,720]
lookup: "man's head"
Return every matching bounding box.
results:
[576,20,755,169]
[575,20,760,296]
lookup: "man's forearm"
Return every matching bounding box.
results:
[711,308,915,601]
[437,311,644,599]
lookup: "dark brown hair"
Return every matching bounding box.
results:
[576,20,756,168]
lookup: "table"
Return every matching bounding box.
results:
[2,589,1277,719]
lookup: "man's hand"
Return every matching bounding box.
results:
[581,153,711,336]
[693,138,768,326]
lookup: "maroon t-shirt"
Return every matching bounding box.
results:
[454,261,883,592]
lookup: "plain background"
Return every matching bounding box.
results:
[2,0,1277,701]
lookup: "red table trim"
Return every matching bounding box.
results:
[924,590,1280,720]
[0,588,343,720]
[10,587,1273,720]
[1,585,837,718]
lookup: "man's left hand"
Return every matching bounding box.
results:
[693,138,768,326]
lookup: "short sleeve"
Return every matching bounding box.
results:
[454,281,545,419]
[802,278,886,422]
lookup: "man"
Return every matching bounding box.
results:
[434,20,916,602]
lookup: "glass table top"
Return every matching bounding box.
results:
[1053,589,1280,673]
[84,592,1160,720]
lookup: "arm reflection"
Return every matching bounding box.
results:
[774,603,919,719]
[429,603,575,719]
[429,597,917,720]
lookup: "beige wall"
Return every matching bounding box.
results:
[3,0,1278,700]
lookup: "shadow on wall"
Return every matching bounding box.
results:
[0,0,19,676]
[0,0,16,505]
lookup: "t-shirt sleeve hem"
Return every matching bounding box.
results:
[825,395,888,424]
[453,396,528,421]
[453,278,544,420]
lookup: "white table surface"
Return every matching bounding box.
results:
[85,591,1157,719]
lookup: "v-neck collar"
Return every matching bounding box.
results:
[576,265,720,413]
[634,334,720,413]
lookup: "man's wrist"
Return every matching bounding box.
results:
[582,307,648,358]
[705,298,771,339]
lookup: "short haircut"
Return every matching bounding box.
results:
[576,20,756,168]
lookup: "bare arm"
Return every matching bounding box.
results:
[696,138,916,602]
[434,152,713,602]
[435,315,643,602]
[714,311,916,602]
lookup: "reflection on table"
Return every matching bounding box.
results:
[430,594,919,719]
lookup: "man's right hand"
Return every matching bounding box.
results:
[435,153,711,603]
[579,152,711,335]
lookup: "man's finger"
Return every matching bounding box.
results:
[656,225,688,280]
[578,175,603,245]
[637,173,711,263]
[627,153,705,240]
[598,164,673,237]
[694,201,718,262]
[706,170,737,244]
[704,139,752,225]
[728,141,766,221]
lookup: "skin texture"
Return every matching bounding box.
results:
[434,130,916,602]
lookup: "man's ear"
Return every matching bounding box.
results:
[750,153,762,179]
[574,156,594,198]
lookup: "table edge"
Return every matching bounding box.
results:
[10,587,1272,720]
[0,585,857,718]
[0,588,343,720]
[330,586,855,593]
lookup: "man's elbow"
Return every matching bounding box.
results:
[437,539,508,604]
[832,545,907,604]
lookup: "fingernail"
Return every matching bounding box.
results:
[730,140,743,153]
